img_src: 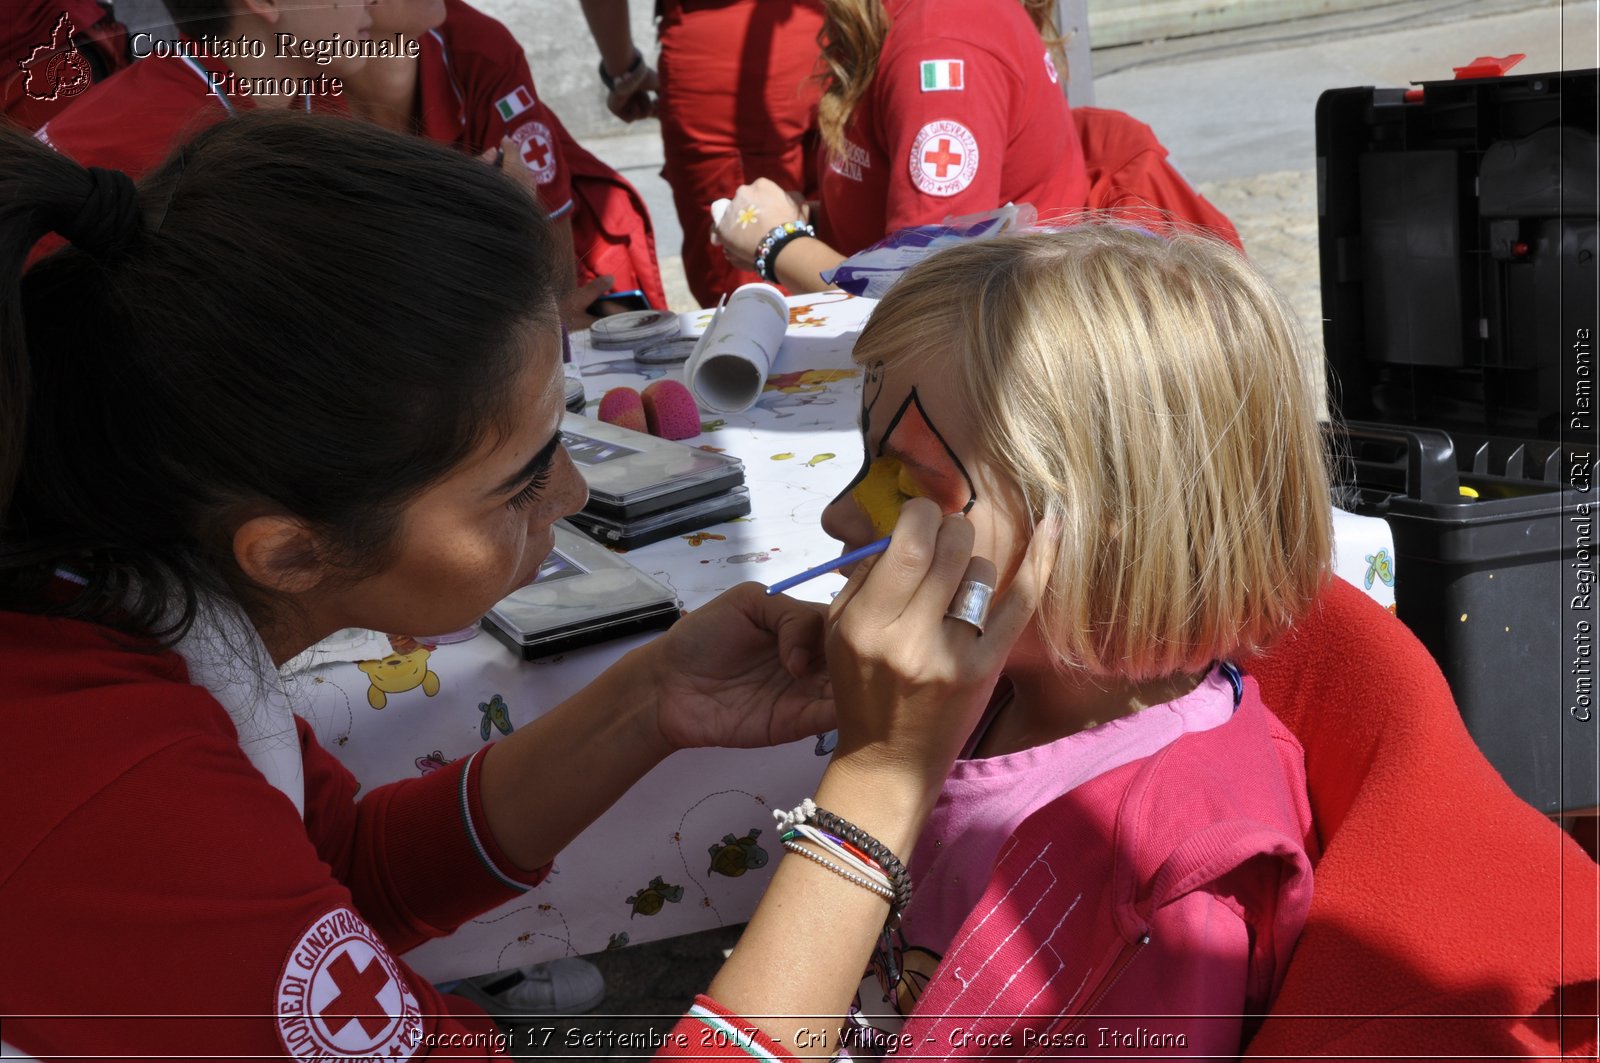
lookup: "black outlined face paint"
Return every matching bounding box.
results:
[830,363,977,537]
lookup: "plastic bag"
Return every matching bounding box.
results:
[821,203,1038,299]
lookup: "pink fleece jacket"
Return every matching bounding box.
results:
[664,678,1315,1059]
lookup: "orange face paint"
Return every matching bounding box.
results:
[831,368,976,535]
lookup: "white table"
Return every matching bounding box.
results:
[288,292,1396,982]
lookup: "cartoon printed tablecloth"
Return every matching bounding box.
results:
[288,291,1397,983]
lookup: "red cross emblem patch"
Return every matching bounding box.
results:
[276,907,422,1061]
[909,120,979,197]
[510,120,558,185]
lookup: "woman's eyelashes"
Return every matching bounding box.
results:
[506,468,553,511]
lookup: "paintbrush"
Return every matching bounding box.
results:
[765,536,891,596]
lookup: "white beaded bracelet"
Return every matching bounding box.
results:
[782,839,895,903]
[791,823,892,889]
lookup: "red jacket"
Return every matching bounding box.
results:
[1071,106,1243,251]
[0,610,545,1060]
[1246,577,1599,1058]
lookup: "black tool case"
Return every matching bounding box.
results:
[1317,66,1599,813]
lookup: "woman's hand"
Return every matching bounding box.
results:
[825,498,1057,786]
[711,178,809,268]
[644,583,834,751]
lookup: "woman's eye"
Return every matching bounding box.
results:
[507,468,552,511]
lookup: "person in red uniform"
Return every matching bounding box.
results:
[710,0,1088,294]
[579,0,827,307]
[2,109,1037,1060]
[2,0,131,132]
[339,0,666,323]
[32,0,373,176]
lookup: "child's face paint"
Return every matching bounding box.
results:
[825,362,976,544]
[875,391,977,518]
[849,456,922,538]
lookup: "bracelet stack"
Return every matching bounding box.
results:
[753,220,816,283]
[775,798,912,922]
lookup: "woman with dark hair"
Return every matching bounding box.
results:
[0,112,1046,1059]
[708,0,1089,294]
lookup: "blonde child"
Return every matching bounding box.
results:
[806,225,1331,1055]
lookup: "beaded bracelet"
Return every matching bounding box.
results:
[781,839,896,904]
[753,220,816,283]
[775,799,912,916]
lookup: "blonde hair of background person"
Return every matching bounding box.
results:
[712,0,1087,294]
[854,226,1334,681]
[816,0,1066,157]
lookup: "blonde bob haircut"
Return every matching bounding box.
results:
[853,225,1333,681]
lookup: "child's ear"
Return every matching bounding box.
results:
[232,515,330,595]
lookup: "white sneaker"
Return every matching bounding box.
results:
[454,958,607,1017]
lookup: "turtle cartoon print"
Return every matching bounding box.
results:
[626,875,685,918]
[707,829,768,878]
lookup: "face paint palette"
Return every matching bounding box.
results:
[588,310,685,351]
[482,522,682,659]
[563,412,745,520]
[564,376,587,413]
[567,486,751,550]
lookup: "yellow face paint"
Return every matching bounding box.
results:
[850,456,923,537]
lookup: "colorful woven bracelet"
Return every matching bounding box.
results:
[784,824,891,889]
[775,799,912,915]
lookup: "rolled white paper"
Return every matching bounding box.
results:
[684,282,789,413]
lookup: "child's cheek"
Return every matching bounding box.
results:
[850,457,917,538]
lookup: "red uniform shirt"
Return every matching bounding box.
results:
[0,610,545,1060]
[411,0,574,220]
[34,50,309,177]
[818,0,1088,256]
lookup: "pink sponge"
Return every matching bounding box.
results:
[642,379,700,441]
[598,386,647,433]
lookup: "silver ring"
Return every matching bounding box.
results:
[944,579,995,634]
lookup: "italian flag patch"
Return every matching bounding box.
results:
[920,59,963,91]
[495,85,535,121]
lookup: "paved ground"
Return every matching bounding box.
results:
[486,2,1596,1053]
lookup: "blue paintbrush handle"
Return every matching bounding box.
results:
[765,536,892,596]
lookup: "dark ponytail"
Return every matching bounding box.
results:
[0,112,563,640]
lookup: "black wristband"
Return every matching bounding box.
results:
[599,48,643,90]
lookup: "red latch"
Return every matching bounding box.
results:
[1452,54,1527,79]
